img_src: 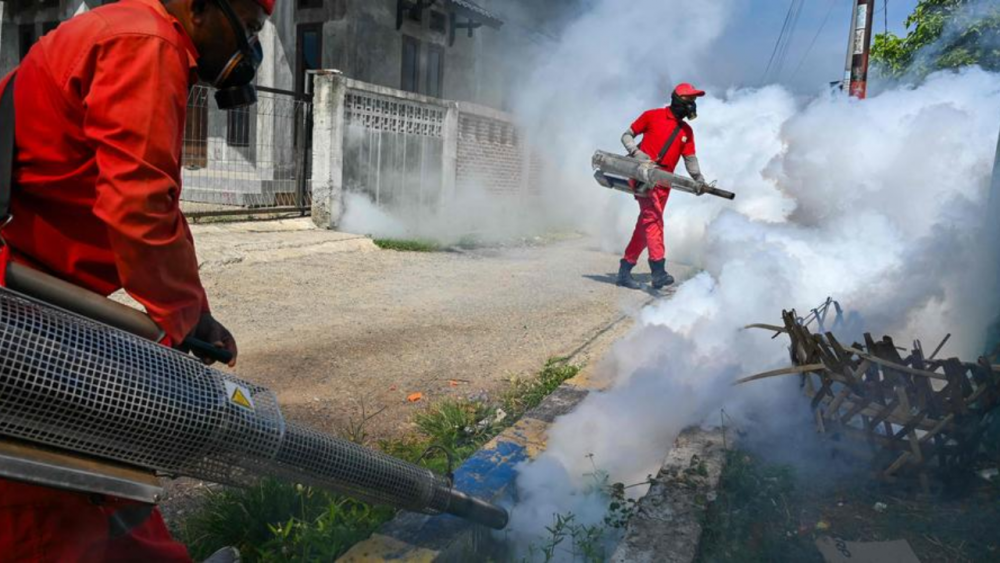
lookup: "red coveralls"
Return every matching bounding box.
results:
[622,107,696,264]
[0,0,211,560]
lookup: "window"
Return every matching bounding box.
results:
[298,0,323,8]
[430,11,447,34]
[407,5,422,23]
[294,24,322,152]
[401,36,420,93]
[426,45,444,98]
[295,23,323,93]
[226,107,253,147]
[296,24,323,95]
[18,25,36,61]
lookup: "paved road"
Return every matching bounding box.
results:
[186,219,668,439]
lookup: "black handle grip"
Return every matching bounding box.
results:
[183,337,235,364]
[705,186,736,200]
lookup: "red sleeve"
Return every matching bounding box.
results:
[681,124,696,157]
[630,110,651,135]
[82,35,208,343]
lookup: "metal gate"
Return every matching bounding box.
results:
[181,85,312,218]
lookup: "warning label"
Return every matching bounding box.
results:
[224,381,255,411]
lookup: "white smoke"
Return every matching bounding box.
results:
[339,192,409,239]
[503,0,1000,551]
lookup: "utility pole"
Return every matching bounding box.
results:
[988,124,1000,353]
[844,0,876,98]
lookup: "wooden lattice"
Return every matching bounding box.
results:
[740,310,1000,492]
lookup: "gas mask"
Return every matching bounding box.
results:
[670,92,698,121]
[201,0,263,110]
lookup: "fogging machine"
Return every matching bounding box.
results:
[0,264,509,530]
[591,150,736,200]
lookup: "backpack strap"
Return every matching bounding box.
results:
[655,121,684,165]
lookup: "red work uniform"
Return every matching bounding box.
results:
[622,107,695,264]
[0,0,208,560]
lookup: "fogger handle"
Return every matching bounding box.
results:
[5,262,233,364]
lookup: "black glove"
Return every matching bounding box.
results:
[181,313,239,367]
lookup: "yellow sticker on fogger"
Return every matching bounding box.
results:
[224,381,255,411]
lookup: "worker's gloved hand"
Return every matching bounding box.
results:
[632,150,652,162]
[693,179,715,196]
[185,313,239,367]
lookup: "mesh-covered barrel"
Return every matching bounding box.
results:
[0,288,507,527]
[0,287,285,483]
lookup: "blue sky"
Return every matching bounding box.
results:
[708,0,920,91]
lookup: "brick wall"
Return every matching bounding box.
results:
[456,113,524,196]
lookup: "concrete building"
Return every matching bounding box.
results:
[1,0,510,108]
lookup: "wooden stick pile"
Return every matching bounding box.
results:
[740,311,1000,491]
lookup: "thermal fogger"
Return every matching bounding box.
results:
[0,267,508,530]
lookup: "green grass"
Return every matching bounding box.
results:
[372,238,442,252]
[502,358,580,419]
[697,450,814,563]
[181,357,581,562]
[180,479,394,562]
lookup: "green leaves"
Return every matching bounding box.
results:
[871,0,1000,78]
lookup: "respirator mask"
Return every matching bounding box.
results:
[670,92,698,121]
[201,0,263,110]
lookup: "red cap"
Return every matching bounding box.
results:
[253,0,275,15]
[674,83,706,98]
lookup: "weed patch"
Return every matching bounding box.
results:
[522,456,641,563]
[372,238,441,252]
[180,479,393,562]
[697,450,814,563]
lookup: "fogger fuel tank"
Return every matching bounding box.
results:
[0,286,508,529]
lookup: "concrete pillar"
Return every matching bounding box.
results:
[441,103,459,203]
[310,71,347,229]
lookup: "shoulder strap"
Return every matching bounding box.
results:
[655,121,684,164]
[0,73,16,221]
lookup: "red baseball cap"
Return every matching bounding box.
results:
[253,0,275,15]
[674,83,706,98]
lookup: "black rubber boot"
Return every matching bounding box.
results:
[649,259,675,289]
[616,259,641,289]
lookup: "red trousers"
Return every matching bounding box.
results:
[0,479,191,563]
[623,186,671,263]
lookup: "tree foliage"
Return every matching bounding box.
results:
[871,0,1000,78]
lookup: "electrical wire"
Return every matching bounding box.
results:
[771,0,805,80]
[761,0,798,85]
[789,0,841,80]
[761,0,807,84]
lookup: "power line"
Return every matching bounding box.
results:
[761,0,798,85]
[771,0,805,80]
[790,0,840,80]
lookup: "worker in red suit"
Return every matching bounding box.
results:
[0,0,274,560]
[616,83,708,291]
